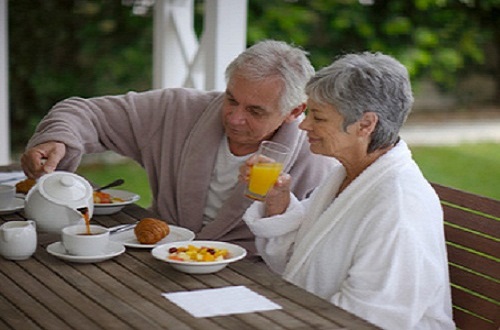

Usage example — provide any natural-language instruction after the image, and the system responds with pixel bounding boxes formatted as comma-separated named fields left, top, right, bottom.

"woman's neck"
left=337, top=145, right=394, bottom=196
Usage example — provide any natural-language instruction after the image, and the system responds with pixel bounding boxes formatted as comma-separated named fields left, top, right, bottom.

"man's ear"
left=358, top=112, right=378, bottom=137
left=284, top=103, right=306, bottom=123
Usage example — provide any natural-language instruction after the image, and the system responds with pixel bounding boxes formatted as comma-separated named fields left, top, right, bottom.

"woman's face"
left=299, top=99, right=360, bottom=159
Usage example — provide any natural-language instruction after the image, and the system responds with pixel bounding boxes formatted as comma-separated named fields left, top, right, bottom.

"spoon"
left=95, top=179, right=125, bottom=192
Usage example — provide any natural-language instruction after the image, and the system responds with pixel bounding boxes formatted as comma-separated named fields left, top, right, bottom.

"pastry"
left=15, top=178, right=36, bottom=194
left=134, top=218, right=170, bottom=244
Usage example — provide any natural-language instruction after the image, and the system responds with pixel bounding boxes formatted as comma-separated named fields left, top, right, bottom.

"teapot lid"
left=38, top=172, right=92, bottom=205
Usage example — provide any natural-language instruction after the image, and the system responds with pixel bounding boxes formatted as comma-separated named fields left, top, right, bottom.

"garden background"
left=7, top=0, right=500, bottom=206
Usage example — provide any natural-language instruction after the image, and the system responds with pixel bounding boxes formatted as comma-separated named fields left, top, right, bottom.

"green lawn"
left=411, top=143, right=500, bottom=200
left=76, top=142, right=500, bottom=209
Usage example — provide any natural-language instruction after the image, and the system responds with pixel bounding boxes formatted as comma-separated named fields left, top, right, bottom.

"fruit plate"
left=151, top=240, right=247, bottom=274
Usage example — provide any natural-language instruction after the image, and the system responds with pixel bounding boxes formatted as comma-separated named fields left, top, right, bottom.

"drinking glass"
left=244, top=141, right=289, bottom=201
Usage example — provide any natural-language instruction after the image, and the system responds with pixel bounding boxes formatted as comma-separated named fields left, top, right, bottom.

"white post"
left=153, top=0, right=200, bottom=89
left=202, top=0, right=247, bottom=91
left=152, top=0, right=247, bottom=91
left=0, top=0, right=9, bottom=165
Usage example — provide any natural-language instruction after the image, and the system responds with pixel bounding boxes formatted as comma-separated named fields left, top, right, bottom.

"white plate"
left=0, top=197, right=24, bottom=215
left=46, top=241, right=125, bottom=263
left=93, top=189, right=140, bottom=215
left=151, top=240, right=247, bottom=274
left=110, top=225, right=195, bottom=248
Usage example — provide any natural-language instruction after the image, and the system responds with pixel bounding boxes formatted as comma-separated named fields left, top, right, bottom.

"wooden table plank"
left=32, top=248, right=140, bottom=329
left=2, top=259, right=100, bottom=330
left=0, top=270, right=70, bottom=329
left=0, top=292, right=40, bottom=330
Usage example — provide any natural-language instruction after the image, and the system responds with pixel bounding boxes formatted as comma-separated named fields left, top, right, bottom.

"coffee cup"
left=61, top=224, right=109, bottom=256
left=0, top=184, right=16, bottom=209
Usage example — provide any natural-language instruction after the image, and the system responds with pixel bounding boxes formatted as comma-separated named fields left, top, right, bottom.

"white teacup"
left=0, top=184, right=15, bottom=209
left=61, top=225, right=109, bottom=256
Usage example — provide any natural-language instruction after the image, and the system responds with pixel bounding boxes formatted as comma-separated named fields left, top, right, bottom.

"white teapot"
left=0, top=220, right=37, bottom=260
left=25, top=171, right=94, bottom=233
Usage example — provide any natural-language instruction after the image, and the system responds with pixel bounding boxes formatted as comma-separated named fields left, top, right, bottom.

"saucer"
left=110, top=225, right=195, bottom=248
left=0, top=197, right=24, bottom=215
left=46, top=241, right=125, bottom=263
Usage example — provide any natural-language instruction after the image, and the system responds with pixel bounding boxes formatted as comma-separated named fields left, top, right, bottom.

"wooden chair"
left=432, top=183, right=500, bottom=330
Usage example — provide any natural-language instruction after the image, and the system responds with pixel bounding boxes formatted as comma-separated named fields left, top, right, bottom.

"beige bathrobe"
left=27, top=88, right=337, bottom=254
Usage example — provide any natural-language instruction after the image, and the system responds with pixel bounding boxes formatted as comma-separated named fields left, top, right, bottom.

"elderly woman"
left=241, top=53, right=455, bottom=329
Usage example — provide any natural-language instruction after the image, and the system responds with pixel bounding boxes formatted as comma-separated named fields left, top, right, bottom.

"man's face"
left=222, top=74, right=289, bottom=154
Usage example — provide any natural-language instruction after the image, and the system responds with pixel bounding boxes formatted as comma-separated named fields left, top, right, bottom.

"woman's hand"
left=239, top=155, right=292, bottom=217
left=264, top=173, right=291, bottom=217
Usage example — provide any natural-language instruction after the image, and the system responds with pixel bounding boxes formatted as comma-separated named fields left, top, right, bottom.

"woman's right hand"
left=239, top=155, right=292, bottom=217
left=21, top=141, right=66, bottom=179
left=264, top=173, right=291, bottom=217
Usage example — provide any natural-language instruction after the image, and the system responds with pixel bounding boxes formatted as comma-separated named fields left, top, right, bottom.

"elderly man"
left=21, top=40, right=337, bottom=254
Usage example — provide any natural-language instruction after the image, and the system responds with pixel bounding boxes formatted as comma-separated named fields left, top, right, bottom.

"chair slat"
left=449, top=264, right=500, bottom=301
left=446, top=243, right=499, bottom=281
left=442, top=205, right=500, bottom=239
left=452, top=308, right=498, bottom=330
left=451, top=286, right=499, bottom=322
left=432, top=183, right=500, bottom=218
left=444, top=226, right=499, bottom=262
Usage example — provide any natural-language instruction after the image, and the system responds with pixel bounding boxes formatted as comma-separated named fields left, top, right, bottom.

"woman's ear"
left=284, top=103, right=307, bottom=123
left=358, top=112, right=378, bottom=137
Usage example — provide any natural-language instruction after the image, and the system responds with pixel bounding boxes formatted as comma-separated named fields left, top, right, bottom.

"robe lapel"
left=196, top=182, right=253, bottom=240
left=176, top=96, right=225, bottom=232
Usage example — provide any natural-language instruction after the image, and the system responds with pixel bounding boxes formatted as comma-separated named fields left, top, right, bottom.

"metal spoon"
left=95, top=179, right=125, bottom=192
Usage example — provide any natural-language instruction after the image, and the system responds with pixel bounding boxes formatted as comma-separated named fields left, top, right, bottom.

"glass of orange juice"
left=245, top=141, right=290, bottom=201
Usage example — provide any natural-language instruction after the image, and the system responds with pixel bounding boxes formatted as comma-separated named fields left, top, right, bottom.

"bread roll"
left=15, top=178, right=36, bottom=194
left=134, top=218, right=170, bottom=244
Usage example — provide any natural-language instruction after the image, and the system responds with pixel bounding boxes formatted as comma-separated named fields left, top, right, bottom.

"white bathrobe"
left=243, top=140, right=455, bottom=330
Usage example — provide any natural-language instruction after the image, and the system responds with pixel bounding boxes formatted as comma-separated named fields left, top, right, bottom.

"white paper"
left=162, top=285, right=282, bottom=318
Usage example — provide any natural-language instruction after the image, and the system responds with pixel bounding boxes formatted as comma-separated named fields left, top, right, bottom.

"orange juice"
left=246, top=163, right=283, bottom=200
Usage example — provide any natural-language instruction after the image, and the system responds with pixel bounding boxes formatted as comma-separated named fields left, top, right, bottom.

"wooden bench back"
left=431, top=183, right=500, bottom=330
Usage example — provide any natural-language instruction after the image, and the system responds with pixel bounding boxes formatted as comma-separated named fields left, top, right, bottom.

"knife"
left=108, top=223, right=136, bottom=234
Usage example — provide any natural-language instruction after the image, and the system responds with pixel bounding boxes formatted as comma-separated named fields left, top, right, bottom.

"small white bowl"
left=93, top=189, right=140, bottom=215
left=151, top=240, right=247, bottom=274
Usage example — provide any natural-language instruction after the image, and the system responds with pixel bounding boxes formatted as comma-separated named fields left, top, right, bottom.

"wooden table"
left=0, top=172, right=378, bottom=329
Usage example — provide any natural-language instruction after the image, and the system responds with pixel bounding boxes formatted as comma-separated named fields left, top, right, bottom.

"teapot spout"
left=77, top=207, right=89, bottom=215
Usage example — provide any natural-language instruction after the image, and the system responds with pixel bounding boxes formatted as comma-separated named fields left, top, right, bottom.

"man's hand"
left=21, top=142, right=66, bottom=179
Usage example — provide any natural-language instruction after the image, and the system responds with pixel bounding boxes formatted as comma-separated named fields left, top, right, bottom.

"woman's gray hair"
left=306, top=52, right=414, bottom=153
left=225, top=40, right=314, bottom=115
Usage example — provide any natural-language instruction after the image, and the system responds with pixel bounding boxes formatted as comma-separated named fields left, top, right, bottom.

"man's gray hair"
left=225, top=40, right=314, bottom=115
left=305, top=52, right=414, bottom=153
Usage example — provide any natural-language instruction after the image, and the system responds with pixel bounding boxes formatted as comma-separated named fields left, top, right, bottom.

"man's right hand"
left=21, top=142, right=66, bottom=179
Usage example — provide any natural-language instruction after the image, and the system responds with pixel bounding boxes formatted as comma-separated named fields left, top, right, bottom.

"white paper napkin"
left=162, top=285, right=282, bottom=318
